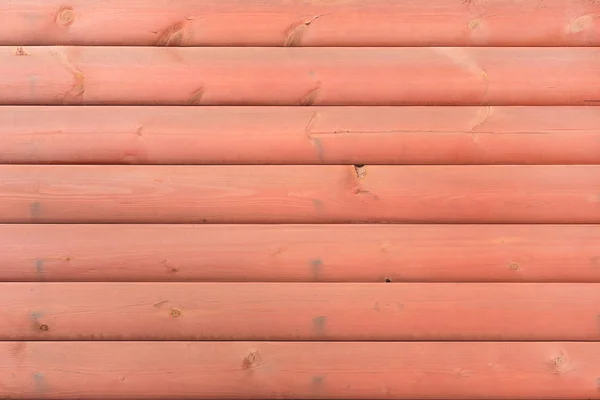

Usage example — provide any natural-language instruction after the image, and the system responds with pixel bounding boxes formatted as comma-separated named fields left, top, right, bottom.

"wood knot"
left=242, top=351, right=262, bottom=369
left=552, top=356, right=564, bottom=369
left=56, top=7, right=75, bottom=26
left=570, top=15, right=593, bottom=34
left=468, top=19, right=480, bottom=30
left=354, top=165, right=366, bottom=179
left=550, top=353, right=571, bottom=373
left=39, top=324, right=49, bottom=332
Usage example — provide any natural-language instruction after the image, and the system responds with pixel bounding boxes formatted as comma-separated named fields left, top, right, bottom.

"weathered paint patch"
left=32, top=372, right=47, bottom=392
left=310, top=259, right=323, bottom=280
left=312, top=316, right=327, bottom=336
left=30, top=202, right=42, bottom=220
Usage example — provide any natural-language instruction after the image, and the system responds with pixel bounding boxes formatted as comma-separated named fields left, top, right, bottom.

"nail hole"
left=170, top=309, right=181, bottom=318
left=39, top=324, right=49, bottom=332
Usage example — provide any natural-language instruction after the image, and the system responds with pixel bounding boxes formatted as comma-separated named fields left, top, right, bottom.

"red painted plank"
left=2, top=106, right=600, bottom=165
left=1, top=47, right=600, bottom=105
left=3, top=283, right=599, bottom=340
left=1, top=0, right=599, bottom=46
left=1, top=342, right=598, bottom=399
left=2, top=224, right=600, bottom=282
left=1, top=165, right=599, bottom=224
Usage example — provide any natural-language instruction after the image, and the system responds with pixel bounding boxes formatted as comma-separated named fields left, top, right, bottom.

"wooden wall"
left=0, top=0, right=599, bottom=398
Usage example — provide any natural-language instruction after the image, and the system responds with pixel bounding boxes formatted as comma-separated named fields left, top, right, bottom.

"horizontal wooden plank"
left=1, top=165, right=600, bottom=224
left=3, top=224, right=600, bottom=282
left=3, top=106, right=600, bottom=164
left=1, top=342, right=598, bottom=399
left=1, top=47, right=600, bottom=106
left=1, top=0, right=599, bottom=46
left=3, top=283, right=600, bottom=340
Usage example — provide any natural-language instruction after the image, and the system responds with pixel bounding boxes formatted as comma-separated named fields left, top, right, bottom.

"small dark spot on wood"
left=170, top=309, right=181, bottom=318
left=312, top=316, right=327, bottom=336
left=39, top=324, right=49, bottom=332
left=384, top=278, right=392, bottom=283
left=162, top=259, right=178, bottom=273
left=65, top=257, right=71, bottom=262
left=201, top=218, right=208, bottom=223
left=15, top=47, right=28, bottom=56
left=119, top=376, right=126, bottom=382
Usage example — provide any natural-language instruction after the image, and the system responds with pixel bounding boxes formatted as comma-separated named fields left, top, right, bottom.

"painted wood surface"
left=1, top=165, right=600, bottom=223
left=2, top=283, right=600, bottom=340
left=2, top=106, right=600, bottom=165
left=2, top=224, right=599, bottom=282
left=2, top=47, right=600, bottom=106
left=1, top=0, right=599, bottom=47
left=1, top=342, right=598, bottom=399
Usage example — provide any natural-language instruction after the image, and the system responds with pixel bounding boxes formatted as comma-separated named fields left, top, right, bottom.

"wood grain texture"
left=2, top=224, right=600, bottom=282
left=3, top=106, right=600, bottom=164
left=1, top=165, right=600, bottom=224
left=1, top=342, right=598, bottom=399
left=3, top=283, right=600, bottom=340
left=1, top=0, right=599, bottom=46
left=2, top=47, right=600, bottom=106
